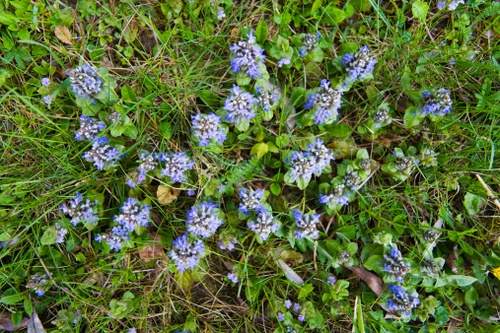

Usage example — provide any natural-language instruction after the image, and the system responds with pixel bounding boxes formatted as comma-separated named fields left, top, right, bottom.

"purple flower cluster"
left=256, top=86, right=278, bottom=112
left=82, top=137, right=122, bottom=170
left=186, top=202, right=224, bottom=238
left=219, top=236, right=238, bottom=250
left=383, top=247, right=411, bottom=283
left=94, top=198, right=150, bottom=251
left=288, top=139, right=334, bottom=182
left=303, top=79, right=344, bottom=125
left=60, top=192, right=99, bottom=226
left=126, top=150, right=158, bottom=188
left=75, top=115, right=106, bottom=141
left=230, top=31, right=266, bottom=79
left=191, top=113, right=227, bottom=146
left=227, top=272, right=238, bottom=283
left=387, top=284, right=420, bottom=316
left=293, top=209, right=320, bottom=239
left=247, top=209, right=279, bottom=241
left=169, top=234, right=205, bottom=273
left=319, top=184, right=349, bottom=208
left=55, top=223, right=68, bottom=244
left=238, top=188, right=264, bottom=214
left=299, top=33, right=321, bottom=57
left=157, top=152, right=195, bottom=183
left=341, top=45, right=377, bottom=82
left=438, top=0, right=464, bottom=10
left=421, top=89, right=452, bottom=116
left=224, top=85, right=257, bottom=125
left=67, top=64, right=102, bottom=99
left=27, top=273, right=51, bottom=297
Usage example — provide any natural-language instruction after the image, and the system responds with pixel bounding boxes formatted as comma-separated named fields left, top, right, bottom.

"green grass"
left=1, top=0, right=500, bottom=332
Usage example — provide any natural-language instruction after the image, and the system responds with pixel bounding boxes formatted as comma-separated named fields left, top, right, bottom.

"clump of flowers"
left=55, top=223, right=68, bottom=243
left=191, top=113, right=227, bottom=146
left=320, top=184, right=350, bottom=209
left=342, top=169, right=361, bottom=191
left=438, top=0, right=464, bottom=10
left=238, top=188, right=265, bottom=214
left=383, top=247, right=411, bottom=283
left=114, top=198, right=151, bottom=233
left=248, top=209, right=279, bottom=241
left=169, top=234, right=205, bottom=273
left=95, top=226, right=130, bottom=251
left=224, top=85, right=257, bottom=125
left=126, top=150, right=158, bottom=188
left=256, top=86, right=278, bottom=112
left=382, top=148, right=418, bottom=181
left=303, top=79, right=344, bottom=125
left=341, top=45, right=377, bottom=82
left=293, top=210, right=320, bottom=239
left=227, top=272, right=238, bottom=283
left=219, top=235, right=238, bottom=250
left=285, top=139, right=334, bottom=189
left=67, top=64, right=102, bottom=99
left=387, top=284, right=420, bottom=316
left=186, top=202, right=224, bottom=238
left=230, top=31, right=266, bottom=79
left=74, top=115, right=106, bottom=141
left=27, top=272, right=51, bottom=296
left=82, top=137, right=122, bottom=170
left=157, top=152, right=195, bottom=183
left=60, top=192, right=99, bottom=227
left=299, top=33, right=321, bottom=56
left=421, top=89, right=452, bottom=116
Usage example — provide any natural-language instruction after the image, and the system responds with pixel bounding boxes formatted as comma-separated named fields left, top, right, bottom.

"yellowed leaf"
left=54, top=26, right=73, bottom=45
left=157, top=185, right=180, bottom=204
left=138, top=245, right=166, bottom=263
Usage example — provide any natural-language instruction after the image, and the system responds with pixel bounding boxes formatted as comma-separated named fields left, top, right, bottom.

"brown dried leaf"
left=0, top=312, right=29, bottom=331
left=157, top=185, right=180, bottom=205
left=347, top=266, right=385, bottom=297
left=54, top=26, right=73, bottom=45
left=138, top=244, right=166, bottom=263
left=446, top=246, right=458, bottom=274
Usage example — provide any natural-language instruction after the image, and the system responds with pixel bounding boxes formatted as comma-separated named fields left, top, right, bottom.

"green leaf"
left=0, top=293, right=24, bottom=305
left=298, top=283, right=314, bottom=299
left=412, top=1, right=429, bottom=21
left=270, top=183, right=281, bottom=196
left=296, top=176, right=310, bottom=190
left=199, top=90, right=219, bottom=106
left=255, top=21, right=268, bottom=45
left=465, top=287, right=478, bottom=308
left=323, top=6, right=348, bottom=24
left=326, top=123, right=352, bottom=138
left=121, top=84, right=137, bottom=102
left=159, top=121, right=172, bottom=139
left=266, top=141, right=279, bottom=153
left=250, top=142, right=269, bottom=159
left=363, top=255, right=382, bottom=272
left=403, top=106, right=423, bottom=128
left=40, top=227, right=58, bottom=245
left=444, top=275, right=477, bottom=287
left=464, top=192, right=485, bottom=217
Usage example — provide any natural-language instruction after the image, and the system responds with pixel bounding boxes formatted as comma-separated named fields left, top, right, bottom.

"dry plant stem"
left=475, top=174, right=500, bottom=211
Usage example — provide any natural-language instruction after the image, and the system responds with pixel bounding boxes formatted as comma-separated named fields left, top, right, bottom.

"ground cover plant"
left=1, top=0, right=500, bottom=332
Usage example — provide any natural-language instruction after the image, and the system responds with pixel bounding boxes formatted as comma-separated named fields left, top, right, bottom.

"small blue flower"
left=277, top=312, right=285, bottom=322
left=191, top=113, right=227, bottom=146
left=293, top=303, right=301, bottom=312
left=306, top=139, right=335, bottom=175
left=60, top=192, right=99, bottom=226
left=224, top=85, right=257, bottom=125
left=55, top=223, right=68, bottom=244
left=293, top=210, right=320, bottom=239
left=298, top=33, right=321, bottom=57
left=227, top=272, right=238, bottom=283
left=75, top=115, right=106, bottom=141
left=421, top=89, right=452, bottom=116
left=297, top=314, right=305, bottom=322
left=287, top=151, right=315, bottom=183
left=303, top=79, right=343, bottom=125
left=67, top=64, right=103, bottom=98
left=230, top=31, right=266, bottom=79
left=327, top=275, right=337, bottom=285
left=256, top=86, right=278, bottom=112
left=277, top=58, right=291, bottom=67
left=383, top=247, right=411, bottom=283
left=94, top=227, right=130, bottom=252
left=82, top=136, right=121, bottom=170
left=114, top=198, right=151, bottom=233
left=387, top=284, right=420, bottom=316
left=186, top=202, right=224, bottom=238
left=157, top=152, right=195, bottom=183
left=41, top=77, right=50, bottom=86
left=341, top=45, right=377, bottom=82
left=247, top=209, right=279, bottom=241
left=169, top=234, right=205, bottom=273
left=285, top=300, right=292, bottom=309
left=126, top=150, right=158, bottom=188
left=216, top=7, right=226, bottom=19
left=319, top=184, right=350, bottom=208
left=219, top=236, right=237, bottom=250
left=43, top=95, right=52, bottom=105
left=238, top=188, right=265, bottom=214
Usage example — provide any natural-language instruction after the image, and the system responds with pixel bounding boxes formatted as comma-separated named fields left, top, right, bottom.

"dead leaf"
left=446, top=246, right=458, bottom=274
left=157, top=185, right=180, bottom=205
left=0, top=312, right=29, bottom=331
left=138, top=244, right=166, bottom=263
left=347, top=266, right=385, bottom=297
left=27, top=310, right=46, bottom=333
left=54, top=26, right=73, bottom=45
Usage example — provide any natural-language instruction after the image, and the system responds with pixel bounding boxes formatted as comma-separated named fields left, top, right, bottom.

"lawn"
left=1, top=0, right=500, bottom=332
